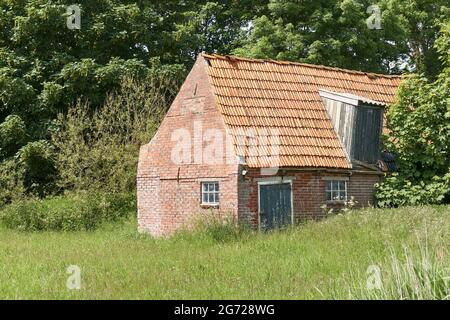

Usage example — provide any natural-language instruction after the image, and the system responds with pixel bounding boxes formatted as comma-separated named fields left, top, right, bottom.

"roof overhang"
left=318, top=89, right=387, bottom=107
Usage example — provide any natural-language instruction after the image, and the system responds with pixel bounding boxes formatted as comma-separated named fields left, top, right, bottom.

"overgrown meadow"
left=0, top=204, right=449, bottom=299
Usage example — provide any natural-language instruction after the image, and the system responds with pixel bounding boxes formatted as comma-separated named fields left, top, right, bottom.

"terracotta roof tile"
left=204, top=54, right=401, bottom=169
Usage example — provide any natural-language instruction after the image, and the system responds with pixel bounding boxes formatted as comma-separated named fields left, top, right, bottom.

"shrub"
left=0, top=192, right=135, bottom=231
left=376, top=24, right=450, bottom=207
left=375, top=173, right=450, bottom=208
left=52, top=73, right=180, bottom=193
left=0, top=159, right=25, bottom=207
left=0, top=115, right=27, bottom=159
left=16, top=140, right=58, bottom=197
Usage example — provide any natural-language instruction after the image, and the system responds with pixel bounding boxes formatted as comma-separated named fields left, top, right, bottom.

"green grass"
left=0, top=205, right=449, bottom=299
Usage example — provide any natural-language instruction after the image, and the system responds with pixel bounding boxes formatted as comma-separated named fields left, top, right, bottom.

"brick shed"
left=137, top=53, right=401, bottom=237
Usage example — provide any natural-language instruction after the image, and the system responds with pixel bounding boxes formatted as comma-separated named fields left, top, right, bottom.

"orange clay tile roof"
left=204, top=54, right=402, bottom=169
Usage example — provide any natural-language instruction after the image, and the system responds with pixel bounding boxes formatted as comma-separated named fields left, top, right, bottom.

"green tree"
left=0, top=0, right=267, bottom=137
left=234, top=0, right=449, bottom=76
left=376, top=21, right=450, bottom=207
left=394, top=0, right=450, bottom=78
left=234, top=0, right=409, bottom=73
left=387, top=20, right=449, bottom=180
left=0, top=115, right=27, bottom=159
left=0, top=0, right=188, bottom=136
left=171, top=1, right=268, bottom=62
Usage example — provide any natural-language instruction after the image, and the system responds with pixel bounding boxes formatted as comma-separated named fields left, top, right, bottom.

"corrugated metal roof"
left=204, top=54, right=401, bottom=169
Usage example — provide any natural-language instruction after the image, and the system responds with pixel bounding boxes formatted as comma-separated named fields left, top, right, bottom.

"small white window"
left=326, top=180, right=347, bottom=201
left=201, top=182, right=219, bottom=205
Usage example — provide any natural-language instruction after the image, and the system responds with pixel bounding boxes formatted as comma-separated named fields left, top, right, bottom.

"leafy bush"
left=377, top=23, right=450, bottom=207
left=0, top=115, right=27, bottom=159
left=52, top=73, right=180, bottom=193
left=375, top=173, right=450, bottom=208
left=0, top=192, right=135, bottom=231
left=16, top=140, right=57, bottom=197
left=0, top=159, right=25, bottom=207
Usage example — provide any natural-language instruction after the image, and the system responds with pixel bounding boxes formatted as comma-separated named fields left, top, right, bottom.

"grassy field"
left=0, top=205, right=449, bottom=299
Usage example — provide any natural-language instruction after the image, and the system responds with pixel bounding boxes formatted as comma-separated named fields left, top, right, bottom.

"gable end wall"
left=137, top=56, right=239, bottom=237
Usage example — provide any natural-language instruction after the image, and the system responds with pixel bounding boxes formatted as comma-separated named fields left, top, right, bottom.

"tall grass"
left=345, top=244, right=449, bottom=300
left=177, top=211, right=255, bottom=244
left=0, top=204, right=448, bottom=299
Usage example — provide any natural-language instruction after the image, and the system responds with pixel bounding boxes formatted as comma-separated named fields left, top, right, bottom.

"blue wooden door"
left=259, top=183, right=292, bottom=230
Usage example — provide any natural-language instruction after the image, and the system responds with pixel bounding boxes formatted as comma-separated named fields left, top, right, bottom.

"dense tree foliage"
left=0, top=0, right=448, bottom=204
left=234, top=0, right=407, bottom=73
left=0, top=0, right=265, bottom=132
left=376, top=21, right=450, bottom=207
left=0, top=1, right=182, bottom=133
left=235, top=0, right=449, bottom=76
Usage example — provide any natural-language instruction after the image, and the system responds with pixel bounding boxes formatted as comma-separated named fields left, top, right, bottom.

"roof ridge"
left=202, top=53, right=403, bottom=79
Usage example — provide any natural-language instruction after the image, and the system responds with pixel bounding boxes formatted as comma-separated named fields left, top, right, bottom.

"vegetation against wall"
left=376, top=21, right=450, bottom=207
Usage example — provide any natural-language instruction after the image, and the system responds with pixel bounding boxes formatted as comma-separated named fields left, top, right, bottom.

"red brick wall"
left=137, top=55, right=239, bottom=237
left=238, top=169, right=382, bottom=228
left=348, top=173, right=382, bottom=207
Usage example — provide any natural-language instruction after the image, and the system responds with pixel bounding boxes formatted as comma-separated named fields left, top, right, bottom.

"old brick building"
left=137, top=54, right=401, bottom=237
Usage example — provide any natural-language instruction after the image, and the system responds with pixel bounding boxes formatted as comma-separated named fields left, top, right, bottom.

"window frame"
left=201, top=181, right=220, bottom=206
left=325, top=179, right=348, bottom=202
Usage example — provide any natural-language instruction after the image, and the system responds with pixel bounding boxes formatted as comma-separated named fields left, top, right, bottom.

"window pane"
left=325, top=180, right=348, bottom=201
left=201, top=182, right=220, bottom=204
left=333, top=191, right=340, bottom=201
